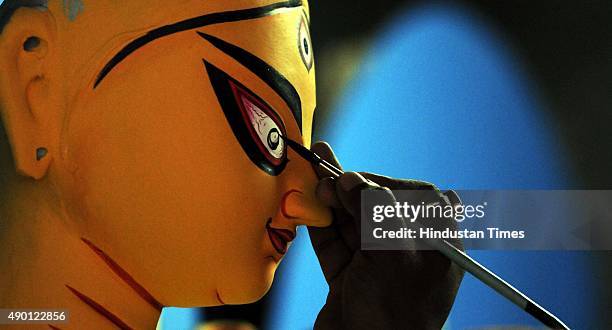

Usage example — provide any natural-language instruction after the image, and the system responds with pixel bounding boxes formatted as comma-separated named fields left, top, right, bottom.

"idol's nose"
left=277, top=146, right=332, bottom=228
left=281, top=189, right=330, bottom=227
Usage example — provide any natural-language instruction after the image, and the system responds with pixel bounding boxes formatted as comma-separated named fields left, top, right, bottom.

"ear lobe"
left=0, top=7, right=56, bottom=180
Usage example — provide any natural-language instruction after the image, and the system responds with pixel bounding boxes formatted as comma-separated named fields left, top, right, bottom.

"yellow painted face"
left=53, top=0, right=330, bottom=306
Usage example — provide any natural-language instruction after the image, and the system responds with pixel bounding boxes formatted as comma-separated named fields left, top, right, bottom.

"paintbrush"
left=283, top=138, right=344, bottom=177
left=283, top=136, right=570, bottom=330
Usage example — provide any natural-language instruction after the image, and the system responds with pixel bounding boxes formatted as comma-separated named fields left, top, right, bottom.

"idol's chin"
left=174, top=279, right=274, bottom=308
left=214, top=262, right=278, bottom=305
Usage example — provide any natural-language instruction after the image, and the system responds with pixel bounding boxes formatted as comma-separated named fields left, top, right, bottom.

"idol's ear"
left=0, top=7, right=57, bottom=180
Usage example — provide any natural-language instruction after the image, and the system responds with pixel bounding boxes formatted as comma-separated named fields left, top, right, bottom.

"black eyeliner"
left=197, top=32, right=303, bottom=132
left=205, top=61, right=288, bottom=176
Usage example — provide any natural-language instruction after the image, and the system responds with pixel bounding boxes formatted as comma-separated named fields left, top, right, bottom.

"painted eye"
left=229, top=80, right=287, bottom=165
left=237, top=90, right=285, bottom=160
left=298, top=16, right=313, bottom=71
left=205, top=61, right=288, bottom=175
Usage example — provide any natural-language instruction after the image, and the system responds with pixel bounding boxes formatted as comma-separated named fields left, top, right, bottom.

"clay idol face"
left=60, top=0, right=330, bottom=307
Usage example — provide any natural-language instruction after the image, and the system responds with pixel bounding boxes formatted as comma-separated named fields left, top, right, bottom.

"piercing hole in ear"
left=36, top=147, right=48, bottom=161
left=23, top=37, right=41, bottom=51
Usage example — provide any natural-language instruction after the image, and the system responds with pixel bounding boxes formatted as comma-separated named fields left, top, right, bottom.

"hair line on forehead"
left=93, top=0, right=303, bottom=88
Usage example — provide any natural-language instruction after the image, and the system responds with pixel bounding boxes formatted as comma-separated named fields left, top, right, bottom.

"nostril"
left=280, top=189, right=304, bottom=219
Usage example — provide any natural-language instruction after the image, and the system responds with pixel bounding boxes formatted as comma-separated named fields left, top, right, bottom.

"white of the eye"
left=240, top=96, right=285, bottom=159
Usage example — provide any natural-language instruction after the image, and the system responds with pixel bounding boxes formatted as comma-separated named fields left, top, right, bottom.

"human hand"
left=308, top=142, right=464, bottom=330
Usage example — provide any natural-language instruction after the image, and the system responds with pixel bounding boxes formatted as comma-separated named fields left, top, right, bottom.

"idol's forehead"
left=55, top=0, right=309, bottom=69
left=56, top=0, right=315, bottom=144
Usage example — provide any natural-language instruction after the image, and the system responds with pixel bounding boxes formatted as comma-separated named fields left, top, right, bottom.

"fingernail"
left=338, top=172, right=369, bottom=192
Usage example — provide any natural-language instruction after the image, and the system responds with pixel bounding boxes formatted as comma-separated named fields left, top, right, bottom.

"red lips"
left=266, top=218, right=296, bottom=255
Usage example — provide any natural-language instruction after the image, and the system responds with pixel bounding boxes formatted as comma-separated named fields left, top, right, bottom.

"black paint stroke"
left=94, top=0, right=302, bottom=88
left=204, top=60, right=288, bottom=176
left=197, top=32, right=303, bottom=132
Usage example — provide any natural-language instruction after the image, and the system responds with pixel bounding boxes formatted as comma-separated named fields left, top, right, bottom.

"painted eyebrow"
left=93, top=0, right=303, bottom=88
left=197, top=32, right=302, bottom=132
